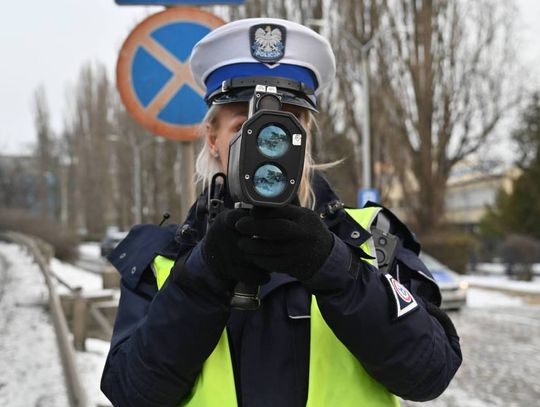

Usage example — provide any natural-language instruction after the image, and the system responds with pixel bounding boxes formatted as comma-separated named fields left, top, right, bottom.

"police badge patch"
left=250, top=24, right=286, bottom=63
left=383, top=273, right=418, bottom=319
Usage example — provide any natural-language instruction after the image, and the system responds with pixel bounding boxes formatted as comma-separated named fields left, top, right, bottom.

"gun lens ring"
left=253, top=164, right=287, bottom=198
left=256, top=125, right=290, bottom=158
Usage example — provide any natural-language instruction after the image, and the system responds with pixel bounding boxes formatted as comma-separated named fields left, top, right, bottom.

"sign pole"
left=179, top=141, right=196, bottom=219
left=116, top=8, right=226, bottom=223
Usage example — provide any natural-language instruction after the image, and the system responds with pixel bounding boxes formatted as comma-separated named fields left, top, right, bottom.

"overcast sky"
left=1, top=1, right=539, bottom=156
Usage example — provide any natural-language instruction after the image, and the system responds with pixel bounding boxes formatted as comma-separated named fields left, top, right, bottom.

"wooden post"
left=72, top=295, right=88, bottom=351
left=102, top=266, right=120, bottom=289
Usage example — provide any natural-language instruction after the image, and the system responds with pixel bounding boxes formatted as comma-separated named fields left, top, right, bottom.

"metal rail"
left=0, top=248, right=9, bottom=303
left=0, top=231, right=88, bottom=407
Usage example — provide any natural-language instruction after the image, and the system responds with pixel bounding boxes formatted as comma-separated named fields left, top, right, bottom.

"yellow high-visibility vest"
left=153, top=207, right=399, bottom=406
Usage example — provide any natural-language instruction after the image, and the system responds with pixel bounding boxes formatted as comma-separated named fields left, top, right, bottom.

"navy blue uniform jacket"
left=101, top=175, right=462, bottom=406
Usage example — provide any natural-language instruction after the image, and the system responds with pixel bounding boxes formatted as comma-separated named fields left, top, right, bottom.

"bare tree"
left=63, top=63, right=114, bottom=236
left=32, top=86, right=56, bottom=217
left=317, top=0, right=386, bottom=204
left=228, top=0, right=521, bottom=226
left=49, top=1, right=517, bottom=237
left=0, top=156, right=35, bottom=209
left=374, top=0, right=519, bottom=232
left=109, top=97, right=185, bottom=227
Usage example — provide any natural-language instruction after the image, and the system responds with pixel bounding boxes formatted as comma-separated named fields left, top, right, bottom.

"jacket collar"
left=312, top=172, right=372, bottom=259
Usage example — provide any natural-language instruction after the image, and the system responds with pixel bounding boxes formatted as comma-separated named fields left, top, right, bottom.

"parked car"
left=420, top=252, right=468, bottom=311
left=100, top=228, right=128, bottom=258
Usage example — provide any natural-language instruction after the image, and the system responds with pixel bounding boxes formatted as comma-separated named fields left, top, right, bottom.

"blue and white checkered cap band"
left=190, top=17, right=336, bottom=97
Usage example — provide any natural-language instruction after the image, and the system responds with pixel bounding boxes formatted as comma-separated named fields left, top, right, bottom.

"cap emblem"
left=250, top=24, right=286, bottom=63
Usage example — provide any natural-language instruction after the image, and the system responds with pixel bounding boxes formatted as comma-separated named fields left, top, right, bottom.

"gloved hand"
left=234, top=205, right=334, bottom=281
left=203, top=208, right=271, bottom=286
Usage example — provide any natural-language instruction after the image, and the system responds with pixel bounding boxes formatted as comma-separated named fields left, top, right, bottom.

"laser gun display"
left=227, top=84, right=307, bottom=207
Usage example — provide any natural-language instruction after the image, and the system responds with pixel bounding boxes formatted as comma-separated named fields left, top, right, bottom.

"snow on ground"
left=0, top=243, right=69, bottom=407
left=75, top=242, right=109, bottom=274
left=465, top=274, right=540, bottom=294
left=50, top=257, right=103, bottom=294
left=76, top=338, right=111, bottom=407
left=475, top=262, right=540, bottom=275
left=78, top=242, right=102, bottom=259
left=49, top=258, right=116, bottom=406
left=405, top=287, right=540, bottom=407
left=0, top=241, right=115, bottom=406
left=466, top=287, right=524, bottom=308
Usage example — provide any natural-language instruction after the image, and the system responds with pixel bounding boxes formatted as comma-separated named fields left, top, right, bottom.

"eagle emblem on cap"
left=250, top=24, right=286, bottom=63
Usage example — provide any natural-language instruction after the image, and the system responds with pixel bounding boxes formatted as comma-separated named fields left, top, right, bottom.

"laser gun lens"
left=257, top=125, right=290, bottom=158
left=253, top=164, right=287, bottom=198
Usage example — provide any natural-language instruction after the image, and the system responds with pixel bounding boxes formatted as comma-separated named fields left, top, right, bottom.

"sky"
left=1, top=0, right=540, bottom=156
left=0, top=0, right=161, bottom=154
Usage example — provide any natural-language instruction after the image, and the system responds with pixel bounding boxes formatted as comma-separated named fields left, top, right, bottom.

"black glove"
left=203, top=208, right=271, bottom=286
left=234, top=205, right=334, bottom=281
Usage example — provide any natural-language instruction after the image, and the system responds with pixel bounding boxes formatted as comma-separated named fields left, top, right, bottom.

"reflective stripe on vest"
left=153, top=207, right=399, bottom=406
left=154, top=255, right=238, bottom=406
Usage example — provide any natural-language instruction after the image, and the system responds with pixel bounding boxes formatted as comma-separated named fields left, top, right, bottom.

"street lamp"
left=107, top=134, right=163, bottom=224
left=359, top=41, right=373, bottom=190
left=347, top=28, right=409, bottom=190
left=308, top=18, right=376, bottom=190
left=307, top=19, right=410, bottom=206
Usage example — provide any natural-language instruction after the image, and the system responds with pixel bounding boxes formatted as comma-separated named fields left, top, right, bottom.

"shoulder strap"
left=344, top=207, right=382, bottom=268
left=364, top=202, right=421, bottom=254
left=153, top=255, right=175, bottom=290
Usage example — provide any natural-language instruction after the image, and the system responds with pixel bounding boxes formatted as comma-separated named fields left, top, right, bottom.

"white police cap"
left=190, top=17, right=336, bottom=106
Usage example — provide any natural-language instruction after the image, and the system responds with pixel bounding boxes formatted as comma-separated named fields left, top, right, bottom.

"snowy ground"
left=76, top=338, right=111, bottom=407
left=466, top=287, right=524, bottom=308
left=465, top=275, right=540, bottom=295
left=475, top=262, right=540, bottom=276
left=78, top=242, right=101, bottom=259
left=0, top=243, right=69, bottom=407
left=75, top=242, right=108, bottom=274
left=51, top=257, right=103, bottom=294
left=404, top=288, right=540, bottom=407
left=0, top=242, right=113, bottom=407
left=50, top=256, right=114, bottom=407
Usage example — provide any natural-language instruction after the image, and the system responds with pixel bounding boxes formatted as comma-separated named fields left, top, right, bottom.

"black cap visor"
left=205, top=76, right=318, bottom=112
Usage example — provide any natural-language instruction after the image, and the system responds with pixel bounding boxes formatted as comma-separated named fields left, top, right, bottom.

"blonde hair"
left=195, top=104, right=337, bottom=209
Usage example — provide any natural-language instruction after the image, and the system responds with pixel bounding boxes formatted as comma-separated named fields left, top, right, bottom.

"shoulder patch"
left=383, top=273, right=418, bottom=318
left=396, top=245, right=442, bottom=306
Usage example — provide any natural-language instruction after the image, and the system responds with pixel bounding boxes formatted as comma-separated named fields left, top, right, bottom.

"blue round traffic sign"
left=117, top=8, right=225, bottom=140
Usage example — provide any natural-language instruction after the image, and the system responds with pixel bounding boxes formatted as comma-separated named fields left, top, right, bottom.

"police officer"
left=101, top=18, right=462, bottom=406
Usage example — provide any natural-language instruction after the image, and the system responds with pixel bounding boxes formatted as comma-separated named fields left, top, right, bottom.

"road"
left=404, top=289, right=540, bottom=407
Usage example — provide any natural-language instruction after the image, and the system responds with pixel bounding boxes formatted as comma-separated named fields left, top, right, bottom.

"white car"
left=420, top=253, right=468, bottom=311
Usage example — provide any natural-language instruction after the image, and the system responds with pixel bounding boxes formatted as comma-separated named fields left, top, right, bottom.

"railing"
left=0, top=231, right=88, bottom=407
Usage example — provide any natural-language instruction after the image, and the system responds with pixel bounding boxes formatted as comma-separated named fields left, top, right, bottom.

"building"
left=444, top=164, right=520, bottom=233
left=384, top=161, right=520, bottom=232
left=0, top=154, right=60, bottom=218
